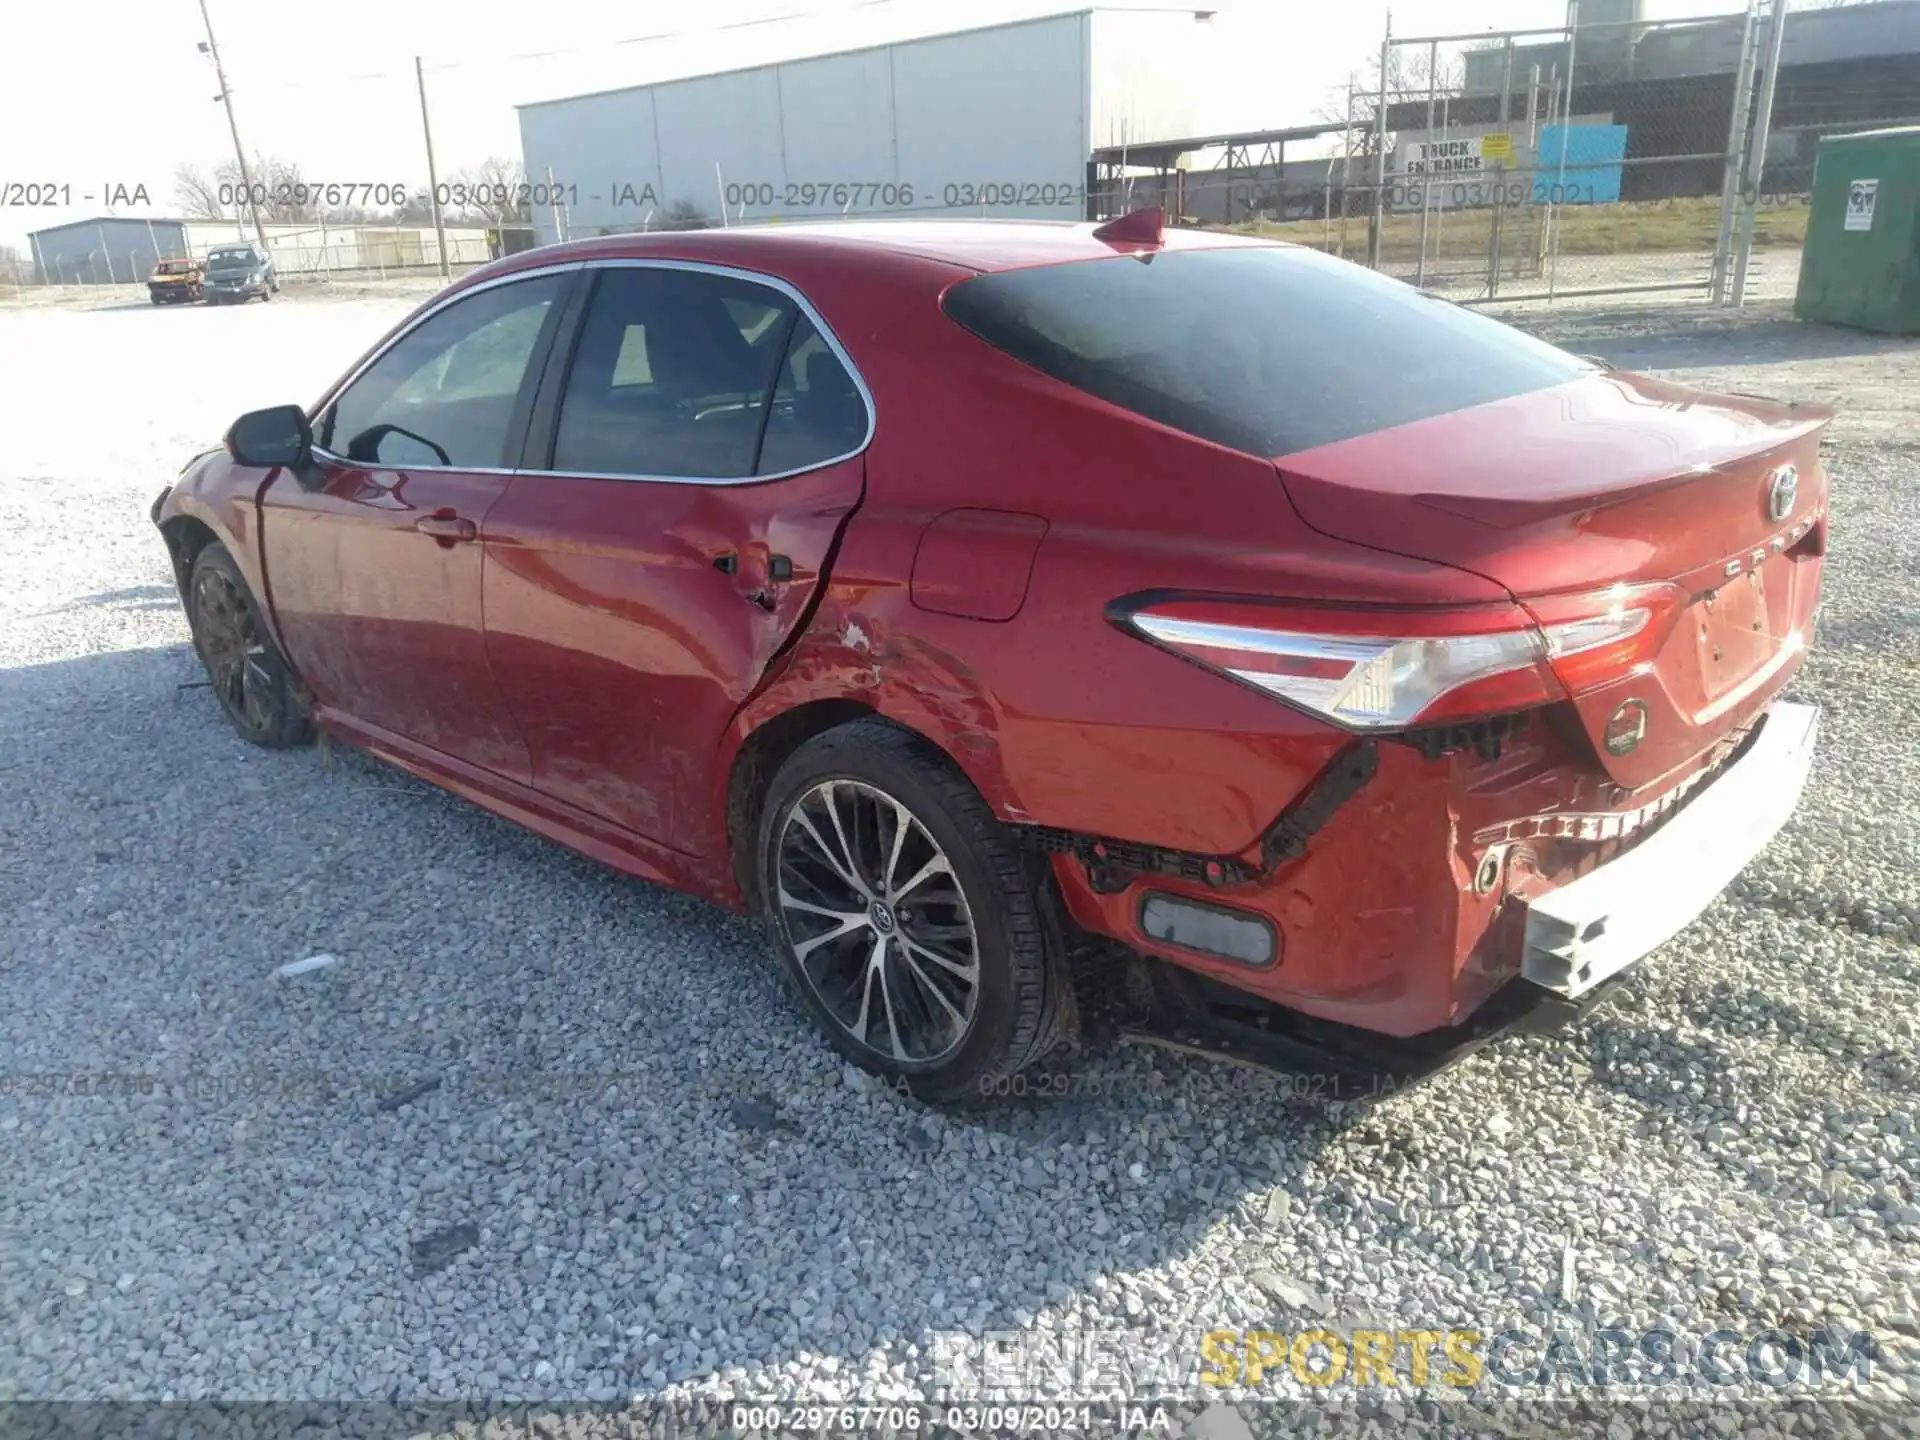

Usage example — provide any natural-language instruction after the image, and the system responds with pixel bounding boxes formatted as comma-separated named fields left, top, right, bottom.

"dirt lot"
left=1, top=282, right=1916, bottom=1433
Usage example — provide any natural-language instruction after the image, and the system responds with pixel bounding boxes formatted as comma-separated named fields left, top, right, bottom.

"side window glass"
left=551, top=268, right=793, bottom=479
left=757, top=316, right=869, bottom=475
left=320, top=274, right=564, bottom=469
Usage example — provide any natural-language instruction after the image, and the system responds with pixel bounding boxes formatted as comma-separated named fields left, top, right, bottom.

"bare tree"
left=173, top=164, right=227, bottom=219
left=448, top=156, right=532, bottom=226
left=390, top=190, right=438, bottom=226
left=226, top=155, right=318, bottom=223
left=1316, top=42, right=1462, bottom=166
left=660, top=198, right=711, bottom=231
left=175, top=155, right=322, bottom=224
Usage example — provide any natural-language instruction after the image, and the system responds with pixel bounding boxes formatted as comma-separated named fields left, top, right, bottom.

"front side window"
left=320, top=273, right=564, bottom=469
left=941, top=245, right=1592, bottom=458
left=551, top=267, right=840, bottom=480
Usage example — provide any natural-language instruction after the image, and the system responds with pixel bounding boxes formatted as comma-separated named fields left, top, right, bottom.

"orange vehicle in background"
left=148, top=257, right=204, bottom=305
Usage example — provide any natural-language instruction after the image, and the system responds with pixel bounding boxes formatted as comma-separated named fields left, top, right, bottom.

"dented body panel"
left=483, top=456, right=864, bottom=855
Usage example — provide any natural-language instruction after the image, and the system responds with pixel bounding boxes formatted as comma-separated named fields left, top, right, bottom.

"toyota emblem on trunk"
left=1604, top=700, right=1649, bottom=756
left=1767, top=464, right=1798, bottom=522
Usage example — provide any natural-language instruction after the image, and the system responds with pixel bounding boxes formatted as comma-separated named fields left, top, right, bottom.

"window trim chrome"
left=309, top=256, right=877, bottom=486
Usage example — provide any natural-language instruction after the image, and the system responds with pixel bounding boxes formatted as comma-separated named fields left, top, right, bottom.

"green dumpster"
left=1794, top=124, right=1920, bottom=333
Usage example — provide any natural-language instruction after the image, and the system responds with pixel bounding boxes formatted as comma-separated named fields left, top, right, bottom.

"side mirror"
left=225, top=404, right=312, bottom=470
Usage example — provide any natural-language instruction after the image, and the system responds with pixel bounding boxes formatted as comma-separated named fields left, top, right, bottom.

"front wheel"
left=755, top=719, right=1067, bottom=1104
left=185, top=543, right=313, bottom=748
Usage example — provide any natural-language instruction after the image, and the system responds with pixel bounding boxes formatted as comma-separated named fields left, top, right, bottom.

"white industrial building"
left=516, top=9, right=1213, bottom=241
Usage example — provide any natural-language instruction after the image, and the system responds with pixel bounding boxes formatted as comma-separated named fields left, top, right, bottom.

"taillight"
left=1524, top=582, right=1684, bottom=697
left=1116, top=585, right=1680, bottom=731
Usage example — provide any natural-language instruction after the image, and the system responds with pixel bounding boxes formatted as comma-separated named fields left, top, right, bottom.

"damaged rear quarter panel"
left=722, top=507, right=1355, bottom=862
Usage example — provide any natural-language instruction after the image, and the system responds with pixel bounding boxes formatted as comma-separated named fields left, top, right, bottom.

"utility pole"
left=196, top=0, right=270, bottom=255
left=416, top=57, right=451, bottom=279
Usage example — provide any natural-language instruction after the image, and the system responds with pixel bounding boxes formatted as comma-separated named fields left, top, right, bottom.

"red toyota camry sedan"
left=153, top=214, right=1827, bottom=1101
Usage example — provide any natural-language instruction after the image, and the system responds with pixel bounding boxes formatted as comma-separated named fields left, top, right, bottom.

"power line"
left=203, top=1, right=906, bottom=95
left=244, top=0, right=1185, bottom=88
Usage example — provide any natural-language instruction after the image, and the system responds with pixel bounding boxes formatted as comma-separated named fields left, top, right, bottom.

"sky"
left=0, top=0, right=1743, bottom=253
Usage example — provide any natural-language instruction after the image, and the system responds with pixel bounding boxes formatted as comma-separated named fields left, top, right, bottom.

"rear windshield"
left=940, top=245, right=1592, bottom=457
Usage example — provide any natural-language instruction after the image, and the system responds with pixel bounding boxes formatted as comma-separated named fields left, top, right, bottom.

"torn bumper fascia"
left=1521, top=699, right=1820, bottom=998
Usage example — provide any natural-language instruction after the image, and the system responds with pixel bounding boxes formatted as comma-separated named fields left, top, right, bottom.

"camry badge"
left=1767, top=464, right=1798, bottom=523
left=1604, top=700, right=1649, bottom=756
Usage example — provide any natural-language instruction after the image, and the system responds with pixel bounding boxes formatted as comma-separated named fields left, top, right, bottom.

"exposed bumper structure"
left=1522, top=700, right=1820, bottom=998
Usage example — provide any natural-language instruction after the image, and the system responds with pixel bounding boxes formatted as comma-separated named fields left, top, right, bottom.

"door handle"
left=415, top=509, right=476, bottom=543
left=721, top=551, right=792, bottom=609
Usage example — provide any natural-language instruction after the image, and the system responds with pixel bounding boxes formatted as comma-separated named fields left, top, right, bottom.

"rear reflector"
left=1140, top=893, right=1277, bottom=967
left=1118, top=587, right=1681, bottom=731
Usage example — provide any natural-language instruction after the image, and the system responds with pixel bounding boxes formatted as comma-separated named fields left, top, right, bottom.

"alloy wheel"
left=774, top=779, right=981, bottom=1065
left=191, top=566, right=276, bottom=735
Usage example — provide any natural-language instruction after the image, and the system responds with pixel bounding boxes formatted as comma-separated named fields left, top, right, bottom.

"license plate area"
left=1694, top=568, right=1776, bottom=700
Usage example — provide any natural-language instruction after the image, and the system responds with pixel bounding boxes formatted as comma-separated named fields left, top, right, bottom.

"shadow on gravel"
left=1575, top=319, right=1918, bottom=374
left=28, top=582, right=181, bottom=618
left=1498, top=297, right=1920, bottom=371
left=0, top=642, right=1390, bottom=1400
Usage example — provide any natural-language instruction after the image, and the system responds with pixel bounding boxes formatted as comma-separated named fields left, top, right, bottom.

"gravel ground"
left=1, top=291, right=1918, bottom=1437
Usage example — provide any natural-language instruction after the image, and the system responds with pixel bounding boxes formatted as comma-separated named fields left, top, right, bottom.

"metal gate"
left=1357, top=0, right=1788, bottom=305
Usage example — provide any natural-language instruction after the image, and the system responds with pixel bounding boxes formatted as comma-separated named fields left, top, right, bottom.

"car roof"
left=486, top=217, right=1285, bottom=279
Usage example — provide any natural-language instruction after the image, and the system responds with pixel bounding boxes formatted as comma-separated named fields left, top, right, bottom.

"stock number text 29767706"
left=715, top=180, right=1085, bottom=212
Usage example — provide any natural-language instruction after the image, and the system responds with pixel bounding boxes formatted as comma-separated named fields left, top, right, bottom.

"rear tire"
left=185, top=543, right=313, bottom=749
left=754, top=718, right=1067, bottom=1104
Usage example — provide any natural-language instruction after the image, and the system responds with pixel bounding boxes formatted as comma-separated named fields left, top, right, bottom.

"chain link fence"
left=1357, top=3, right=1778, bottom=305
left=1096, top=0, right=1920, bottom=311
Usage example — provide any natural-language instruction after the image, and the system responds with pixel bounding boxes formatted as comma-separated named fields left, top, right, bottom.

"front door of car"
left=481, top=263, right=869, bottom=852
left=260, top=271, right=570, bottom=781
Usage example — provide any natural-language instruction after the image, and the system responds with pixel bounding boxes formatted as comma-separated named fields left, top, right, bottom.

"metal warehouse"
left=26, top=216, right=513, bottom=285
left=25, top=217, right=203, bottom=287
left=515, top=9, right=1213, bottom=241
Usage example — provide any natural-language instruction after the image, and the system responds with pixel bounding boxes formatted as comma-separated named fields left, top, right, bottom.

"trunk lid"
left=1276, top=371, right=1832, bottom=788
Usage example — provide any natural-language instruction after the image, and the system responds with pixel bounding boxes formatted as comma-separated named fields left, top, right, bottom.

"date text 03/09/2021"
left=471, top=180, right=1089, bottom=212
left=729, top=1403, right=1176, bottom=1434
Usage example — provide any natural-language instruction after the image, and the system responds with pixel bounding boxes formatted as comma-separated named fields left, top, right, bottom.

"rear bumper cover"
left=1522, top=699, right=1819, bottom=998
